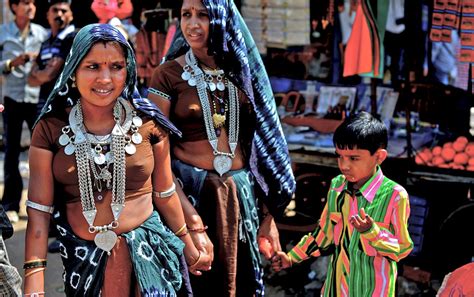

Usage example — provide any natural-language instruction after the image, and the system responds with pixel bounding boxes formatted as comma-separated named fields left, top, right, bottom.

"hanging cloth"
left=343, top=0, right=389, bottom=78
left=136, top=28, right=166, bottom=85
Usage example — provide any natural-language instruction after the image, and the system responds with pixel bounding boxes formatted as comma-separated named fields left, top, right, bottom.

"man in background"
left=0, top=0, right=47, bottom=223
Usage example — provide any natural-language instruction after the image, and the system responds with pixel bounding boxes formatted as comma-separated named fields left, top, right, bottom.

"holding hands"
left=349, top=208, right=373, bottom=233
left=271, top=251, right=292, bottom=272
left=187, top=227, right=214, bottom=276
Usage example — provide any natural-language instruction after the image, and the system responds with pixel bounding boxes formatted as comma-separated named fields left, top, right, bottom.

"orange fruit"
left=466, top=143, right=474, bottom=157
left=431, top=146, right=442, bottom=156
left=438, top=163, right=450, bottom=168
left=441, top=147, right=456, bottom=162
left=443, top=142, right=453, bottom=149
left=467, top=165, right=474, bottom=171
left=432, top=156, right=445, bottom=166
left=449, top=162, right=465, bottom=170
left=453, top=152, right=469, bottom=165
left=456, top=136, right=469, bottom=144
left=453, top=140, right=467, bottom=152
left=469, top=157, right=474, bottom=166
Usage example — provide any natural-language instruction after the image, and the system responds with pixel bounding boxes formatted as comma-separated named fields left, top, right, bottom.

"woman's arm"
left=24, top=147, right=55, bottom=294
left=257, top=203, right=281, bottom=259
left=151, top=136, right=211, bottom=275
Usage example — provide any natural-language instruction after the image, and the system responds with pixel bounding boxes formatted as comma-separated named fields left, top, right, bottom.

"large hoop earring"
left=58, top=83, right=69, bottom=96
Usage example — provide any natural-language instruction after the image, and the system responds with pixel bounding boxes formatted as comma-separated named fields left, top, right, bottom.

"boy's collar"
left=343, top=166, right=384, bottom=203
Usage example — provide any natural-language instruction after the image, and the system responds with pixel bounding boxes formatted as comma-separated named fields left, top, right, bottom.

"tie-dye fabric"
left=35, top=23, right=181, bottom=137
left=165, top=0, right=296, bottom=215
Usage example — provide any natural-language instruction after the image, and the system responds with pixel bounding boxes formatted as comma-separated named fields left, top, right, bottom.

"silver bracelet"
left=25, top=200, right=54, bottom=214
left=153, top=182, right=176, bottom=199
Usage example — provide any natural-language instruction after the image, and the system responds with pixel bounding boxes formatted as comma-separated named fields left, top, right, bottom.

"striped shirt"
left=288, top=168, right=413, bottom=297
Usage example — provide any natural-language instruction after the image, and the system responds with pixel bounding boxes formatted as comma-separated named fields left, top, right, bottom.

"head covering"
left=37, top=23, right=180, bottom=136
left=166, top=0, right=295, bottom=215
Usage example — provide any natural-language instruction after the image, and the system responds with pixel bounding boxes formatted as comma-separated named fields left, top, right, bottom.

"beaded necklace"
left=181, top=49, right=240, bottom=176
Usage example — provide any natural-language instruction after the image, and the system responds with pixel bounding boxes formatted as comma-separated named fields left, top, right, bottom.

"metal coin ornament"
left=132, top=116, right=143, bottom=127
left=94, top=153, right=106, bottom=165
left=94, top=230, right=118, bottom=254
left=181, top=70, right=191, bottom=81
left=59, top=133, right=70, bottom=146
left=208, top=82, right=217, bottom=92
left=125, top=143, right=136, bottom=155
left=188, top=78, right=197, bottom=87
left=217, top=81, right=225, bottom=91
left=213, top=155, right=232, bottom=176
left=132, top=132, right=142, bottom=144
left=64, top=143, right=75, bottom=155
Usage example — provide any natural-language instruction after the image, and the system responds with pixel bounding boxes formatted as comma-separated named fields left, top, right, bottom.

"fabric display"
left=343, top=0, right=390, bottom=78
left=430, top=0, right=474, bottom=63
left=91, top=0, right=133, bottom=24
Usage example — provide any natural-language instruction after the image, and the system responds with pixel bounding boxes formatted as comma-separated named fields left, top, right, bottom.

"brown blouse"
left=30, top=110, right=165, bottom=204
left=149, top=59, right=256, bottom=146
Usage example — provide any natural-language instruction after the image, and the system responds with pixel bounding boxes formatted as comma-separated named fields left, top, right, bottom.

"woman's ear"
left=375, top=149, right=388, bottom=165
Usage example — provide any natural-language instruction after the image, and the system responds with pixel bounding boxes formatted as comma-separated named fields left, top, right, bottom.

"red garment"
left=437, top=263, right=474, bottom=297
left=91, top=0, right=133, bottom=23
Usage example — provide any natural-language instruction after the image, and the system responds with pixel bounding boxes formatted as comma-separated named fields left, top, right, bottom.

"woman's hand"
left=257, top=213, right=281, bottom=260
left=185, top=243, right=213, bottom=276
left=189, top=229, right=214, bottom=266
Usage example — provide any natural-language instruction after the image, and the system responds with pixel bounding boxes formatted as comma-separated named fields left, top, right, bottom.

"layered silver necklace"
left=181, top=49, right=240, bottom=176
left=59, top=98, right=143, bottom=253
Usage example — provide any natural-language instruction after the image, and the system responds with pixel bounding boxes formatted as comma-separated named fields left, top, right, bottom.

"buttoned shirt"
left=288, top=168, right=413, bottom=297
left=0, top=21, right=47, bottom=103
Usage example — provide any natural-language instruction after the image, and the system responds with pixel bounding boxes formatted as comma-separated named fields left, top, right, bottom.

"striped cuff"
left=148, top=87, right=171, bottom=100
left=288, top=246, right=309, bottom=264
left=360, top=223, right=381, bottom=241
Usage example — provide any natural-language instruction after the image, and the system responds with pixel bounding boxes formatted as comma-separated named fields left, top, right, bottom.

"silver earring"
left=58, top=83, right=69, bottom=96
left=71, top=76, right=76, bottom=88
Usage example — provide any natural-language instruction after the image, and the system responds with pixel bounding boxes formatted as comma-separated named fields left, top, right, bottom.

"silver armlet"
left=25, top=200, right=54, bottom=214
left=153, top=182, right=176, bottom=199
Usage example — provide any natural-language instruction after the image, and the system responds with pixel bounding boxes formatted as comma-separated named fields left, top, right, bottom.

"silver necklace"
left=59, top=98, right=143, bottom=254
left=183, top=49, right=240, bottom=176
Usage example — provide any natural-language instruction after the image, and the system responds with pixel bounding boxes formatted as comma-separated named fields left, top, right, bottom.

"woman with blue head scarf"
left=24, top=23, right=198, bottom=296
left=148, top=0, right=296, bottom=296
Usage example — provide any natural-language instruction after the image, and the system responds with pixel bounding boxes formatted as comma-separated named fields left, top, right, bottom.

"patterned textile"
left=36, top=23, right=181, bottom=137
left=54, top=210, right=185, bottom=296
left=164, top=0, right=296, bottom=216
left=172, top=159, right=264, bottom=297
left=288, top=167, right=413, bottom=296
left=0, top=235, right=22, bottom=297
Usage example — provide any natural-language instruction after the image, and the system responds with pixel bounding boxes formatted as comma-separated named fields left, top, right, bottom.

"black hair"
left=333, top=111, right=388, bottom=155
left=9, top=0, right=21, bottom=14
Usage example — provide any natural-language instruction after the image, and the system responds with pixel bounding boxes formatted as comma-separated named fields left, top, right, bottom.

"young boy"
left=272, top=111, right=413, bottom=296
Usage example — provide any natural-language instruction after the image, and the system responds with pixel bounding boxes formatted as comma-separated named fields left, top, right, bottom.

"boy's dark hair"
left=9, top=0, right=20, bottom=14
left=333, top=111, right=388, bottom=155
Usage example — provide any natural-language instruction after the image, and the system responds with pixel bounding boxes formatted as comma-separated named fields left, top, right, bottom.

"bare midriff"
left=66, top=193, right=154, bottom=240
left=173, top=131, right=246, bottom=171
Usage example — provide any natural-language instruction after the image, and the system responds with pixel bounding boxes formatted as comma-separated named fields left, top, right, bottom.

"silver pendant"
left=105, top=151, right=112, bottom=162
left=94, top=153, right=106, bottom=165
left=217, top=81, right=225, bottom=91
left=64, top=143, right=75, bottom=155
left=125, top=143, right=136, bottom=155
left=208, top=82, right=216, bottom=92
left=132, top=116, right=143, bottom=127
left=181, top=71, right=191, bottom=81
left=132, top=132, right=142, bottom=144
left=213, top=155, right=232, bottom=176
left=188, top=78, right=197, bottom=87
left=59, top=134, right=70, bottom=146
left=94, top=230, right=117, bottom=254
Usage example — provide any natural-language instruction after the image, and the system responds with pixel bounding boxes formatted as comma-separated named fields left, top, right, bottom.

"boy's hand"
left=350, top=208, right=374, bottom=233
left=271, top=251, right=292, bottom=272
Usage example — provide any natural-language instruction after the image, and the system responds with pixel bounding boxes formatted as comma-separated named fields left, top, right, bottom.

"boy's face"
left=335, top=147, right=387, bottom=189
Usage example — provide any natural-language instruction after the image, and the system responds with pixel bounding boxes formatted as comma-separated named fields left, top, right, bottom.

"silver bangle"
left=153, top=182, right=176, bottom=199
left=25, top=200, right=54, bottom=214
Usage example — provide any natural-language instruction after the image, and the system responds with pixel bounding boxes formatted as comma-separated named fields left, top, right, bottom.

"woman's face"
left=75, top=41, right=127, bottom=108
left=181, top=0, right=210, bottom=52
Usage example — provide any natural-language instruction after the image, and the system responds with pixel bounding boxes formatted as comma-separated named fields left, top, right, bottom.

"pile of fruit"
left=414, top=136, right=474, bottom=171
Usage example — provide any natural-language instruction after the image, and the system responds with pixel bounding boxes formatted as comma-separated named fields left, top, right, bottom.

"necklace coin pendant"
left=213, top=113, right=226, bottom=128
left=125, top=143, right=136, bottom=155
left=181, top=71, right=191, bottom=81
left=213, top=155, right=232, bottom=176
left=217, top=81, right=225, bottom=91
left=94, top=230, right=117, bottom=253
left=132, top=132, right=142, bottom=144
left=59, top=134, right=70, bottom=146
left=188, top=78, right=197, bottom=87
left=105, top=151, right=112, bottom=162
left=208, top=82, right=217, bottom=92
left=94, top=153, right=106, bottom=165
left=64, top=143, right=75, bottom=155
left=132, top=116, right=143, bottom=127
left=97, top=194, right=103, bottom=201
